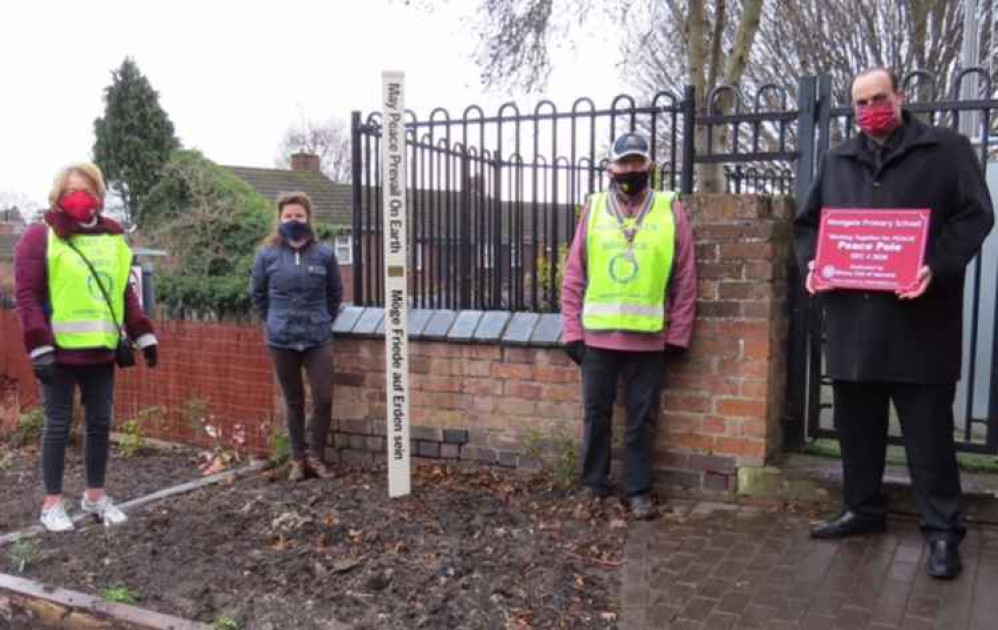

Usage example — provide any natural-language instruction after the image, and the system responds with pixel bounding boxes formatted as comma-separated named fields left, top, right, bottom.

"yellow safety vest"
left=582, top=190, right=676, bottom=333
left=46, top=228, right=132, bottom=350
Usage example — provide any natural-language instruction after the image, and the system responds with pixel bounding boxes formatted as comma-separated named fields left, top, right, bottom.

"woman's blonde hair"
left=262, top=191, right=314, bottom=248
left=48, top=162, right=107, bottom=208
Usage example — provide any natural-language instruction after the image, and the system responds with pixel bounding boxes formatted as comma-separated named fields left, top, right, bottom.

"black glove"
left=143, top=344, right=159, bottom=368
left=564, top=340, right=586, bottom=366
left=32, top=351, right=56, bottom=384
left=664, top=344, right=687, bottom=361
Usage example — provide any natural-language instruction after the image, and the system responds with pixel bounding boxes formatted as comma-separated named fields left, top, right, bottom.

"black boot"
left=926, top=540, right=962, bottom=580
left=810, top=510, right=887, bottom=539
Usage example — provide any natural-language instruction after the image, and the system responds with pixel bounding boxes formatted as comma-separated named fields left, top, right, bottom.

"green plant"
left=119, top=419, right=147, bottom=458
left=270, top=425, right=290, bottom=465
left=213, top=618, right=239, bottom=630
left=523, top=427, right=580, bottom=491
left=186, top=397, right=210, bottom=429
left=0, top=451, right=12, bottom=470
left=550, top=436, right=580, bottom=490
left=103, top=586, right=140, bottom=605
left=13, top=408, right=44, bottom=448
left=8, top=540, right=40, bottom=573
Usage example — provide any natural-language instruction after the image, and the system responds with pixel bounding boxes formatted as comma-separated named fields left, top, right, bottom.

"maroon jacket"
left=14, top=211, right=155, bottom=366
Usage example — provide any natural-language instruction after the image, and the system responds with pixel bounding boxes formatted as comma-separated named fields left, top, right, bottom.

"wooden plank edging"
left=0, top=571, right=211, bottom=629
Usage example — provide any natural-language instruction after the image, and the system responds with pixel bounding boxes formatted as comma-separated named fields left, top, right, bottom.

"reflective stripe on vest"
left=582, top=190, right=676, bottom=333
left=51, top=321, right=120, bottom=336
left=46, top=228, right=132, bottom=350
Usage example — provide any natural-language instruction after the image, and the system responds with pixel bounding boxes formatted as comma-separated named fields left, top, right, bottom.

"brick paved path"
left=621, top=502, right=998, bottom=629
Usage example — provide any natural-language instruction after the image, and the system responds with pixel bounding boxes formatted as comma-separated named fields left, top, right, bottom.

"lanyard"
left=607, top=190, right=654, bottom=250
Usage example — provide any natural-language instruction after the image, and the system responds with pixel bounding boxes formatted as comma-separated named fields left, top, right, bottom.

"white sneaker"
left=81, top=494, right=127, bottom=525
left=40, top=502, right=75, bottom=532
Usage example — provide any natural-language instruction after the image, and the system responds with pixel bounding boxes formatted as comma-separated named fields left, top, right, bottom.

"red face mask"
left=59, top=190, right=101, bottom=222
left=857, top=101, right=899, bottom=137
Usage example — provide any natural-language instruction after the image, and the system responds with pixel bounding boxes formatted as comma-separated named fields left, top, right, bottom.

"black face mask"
left=279, top=220, right=312, bottom=242
left=612, top=170, right=650, bottom=195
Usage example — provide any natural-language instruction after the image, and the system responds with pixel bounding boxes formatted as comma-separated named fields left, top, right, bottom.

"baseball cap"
left=610, top=132, right=651, bottom=162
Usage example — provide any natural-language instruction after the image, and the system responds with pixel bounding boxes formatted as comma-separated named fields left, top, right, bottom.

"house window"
left=334, top=235, right=353, bottom=265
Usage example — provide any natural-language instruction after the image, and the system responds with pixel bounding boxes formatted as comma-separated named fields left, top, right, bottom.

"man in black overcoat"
left=794, top=67, right=995, bottom=579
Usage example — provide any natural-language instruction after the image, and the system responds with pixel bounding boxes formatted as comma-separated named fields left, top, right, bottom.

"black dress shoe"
left=926, top=540, right=962, bottom=580
left=810, top=511, right=887, bottom=539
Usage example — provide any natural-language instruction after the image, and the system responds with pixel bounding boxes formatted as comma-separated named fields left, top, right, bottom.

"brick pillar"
left=657, top=194, right=793, bottom=490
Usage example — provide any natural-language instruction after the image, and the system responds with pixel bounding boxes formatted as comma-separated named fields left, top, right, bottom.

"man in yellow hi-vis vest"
left=561, top=133, right=697, bottom=519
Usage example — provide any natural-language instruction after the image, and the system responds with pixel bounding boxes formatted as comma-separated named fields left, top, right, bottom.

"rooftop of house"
left=222, top=153, right=352, bottom=231
left=223, top=153, right=580, bottom=241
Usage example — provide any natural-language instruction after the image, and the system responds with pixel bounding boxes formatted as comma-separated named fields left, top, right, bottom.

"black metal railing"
left=351, top=82, right=805, bottom=312
left=351, top=68, right=998, bottom=453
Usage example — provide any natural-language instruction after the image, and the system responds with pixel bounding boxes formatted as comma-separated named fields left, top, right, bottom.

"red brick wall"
left=328, top=195, right=792, bottom=492
left=0, top=195, right=791, bottom=492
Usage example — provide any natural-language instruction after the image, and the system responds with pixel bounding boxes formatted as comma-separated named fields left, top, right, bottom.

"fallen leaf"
left=331, top=557, right=364, bottom=573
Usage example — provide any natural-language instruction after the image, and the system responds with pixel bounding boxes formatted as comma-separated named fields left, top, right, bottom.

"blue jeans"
left=41, top=363, right=115, bottom=495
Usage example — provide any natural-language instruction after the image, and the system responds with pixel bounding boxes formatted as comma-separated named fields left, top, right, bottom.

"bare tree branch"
left=275, top=117, right=352, bottom=183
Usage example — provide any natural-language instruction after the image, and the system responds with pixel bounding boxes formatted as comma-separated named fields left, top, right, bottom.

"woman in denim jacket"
left=252, top=192, right=342, bottom=481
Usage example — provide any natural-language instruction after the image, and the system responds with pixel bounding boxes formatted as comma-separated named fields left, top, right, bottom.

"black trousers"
left=41, top=363, right=115, bottom=495
left=581, top=347, right=665, bottom=497
left=270, top=344, right=334, bottom=460
left=833, top=380, right=965, bottom=543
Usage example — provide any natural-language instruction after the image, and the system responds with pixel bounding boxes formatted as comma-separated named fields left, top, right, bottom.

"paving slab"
left=621, top=502, right=998, bottom=630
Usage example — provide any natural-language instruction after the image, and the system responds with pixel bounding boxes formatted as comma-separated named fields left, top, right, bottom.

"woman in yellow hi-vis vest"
left=561, top=133, right=698, bottom=519
left=14, top=163, right=159, bottom=532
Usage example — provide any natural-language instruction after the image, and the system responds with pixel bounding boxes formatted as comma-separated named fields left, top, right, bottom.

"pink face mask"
left=857, top=101, right=899, bottom=137
left=59, top=190, right=101, bottom=222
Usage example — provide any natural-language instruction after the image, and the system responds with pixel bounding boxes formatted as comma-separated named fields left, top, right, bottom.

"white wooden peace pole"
left=381, top=71, right=411, bottom=498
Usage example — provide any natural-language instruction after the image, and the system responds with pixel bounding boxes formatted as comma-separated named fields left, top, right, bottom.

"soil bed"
left=23, top=462, right=627, bottom=629
left=0, top=443, right=202, bottom=533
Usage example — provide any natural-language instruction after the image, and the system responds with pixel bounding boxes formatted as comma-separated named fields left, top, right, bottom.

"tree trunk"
left=698, top=0, right=766, bottom=193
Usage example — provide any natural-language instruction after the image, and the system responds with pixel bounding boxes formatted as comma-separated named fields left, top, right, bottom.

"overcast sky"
left=1, top=0, right=625, bottom=211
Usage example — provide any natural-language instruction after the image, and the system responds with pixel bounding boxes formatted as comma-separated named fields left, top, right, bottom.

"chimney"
left=291, top=152, right=321, bottom=172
